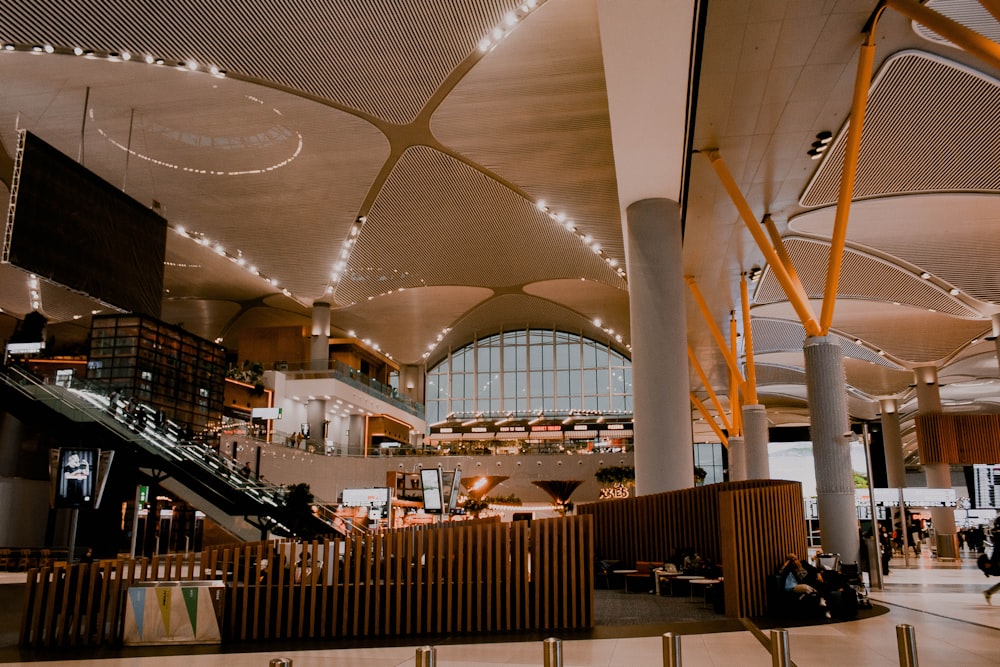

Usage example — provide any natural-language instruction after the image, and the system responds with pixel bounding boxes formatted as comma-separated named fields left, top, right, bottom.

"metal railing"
left=0, top=365, right=350, bottom=537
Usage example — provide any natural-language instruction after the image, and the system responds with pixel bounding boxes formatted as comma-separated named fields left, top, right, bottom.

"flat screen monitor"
left=55, top=448, right=98, bottom=508
left=4, top=130, right=167, bottom=317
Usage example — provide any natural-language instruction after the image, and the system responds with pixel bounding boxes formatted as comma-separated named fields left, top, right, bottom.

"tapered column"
left=992, top=314, right=1000, bottom=362
left=728, top=436, right=746, bottom=482
left=879, top=399, right=905, bottom=489
left=803, top=336, right=860, bottom=564
left=914, top=366, right=958, bottom=559
left=624, top=198, right=691, bottom=494
left=743, top=404, right=770, bottom=479
left=399, top=364, right=426, bottom=405
left=310, top=302, right=331, bottom=370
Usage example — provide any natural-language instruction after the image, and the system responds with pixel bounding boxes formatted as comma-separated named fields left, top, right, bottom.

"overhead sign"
left=251, top=407, right=282, bottom=420
left=429, top=421, right=633, bottom=435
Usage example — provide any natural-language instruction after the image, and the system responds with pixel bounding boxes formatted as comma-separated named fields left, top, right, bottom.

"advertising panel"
left=420, top=468, right=444, bottom=514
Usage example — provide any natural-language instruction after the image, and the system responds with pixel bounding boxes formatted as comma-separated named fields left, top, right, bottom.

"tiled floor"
left=2, top=549, right=999, bottom=666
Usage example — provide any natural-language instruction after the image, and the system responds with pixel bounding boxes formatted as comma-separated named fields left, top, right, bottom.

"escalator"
left=0, top=364, right=346, bottom=541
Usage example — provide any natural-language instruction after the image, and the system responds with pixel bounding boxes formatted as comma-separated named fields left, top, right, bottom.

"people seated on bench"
left=778, top=552, right=831, bottom=619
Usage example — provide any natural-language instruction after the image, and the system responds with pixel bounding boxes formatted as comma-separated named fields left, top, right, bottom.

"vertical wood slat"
left=579, top=480, right=805, bottom=618
left=19, top=519, right=597, bottom=648
left=917, top=413, right=1000, bottom=464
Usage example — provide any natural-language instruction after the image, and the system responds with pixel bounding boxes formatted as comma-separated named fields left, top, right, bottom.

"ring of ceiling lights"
left=90, top=95, right=303, bottom=176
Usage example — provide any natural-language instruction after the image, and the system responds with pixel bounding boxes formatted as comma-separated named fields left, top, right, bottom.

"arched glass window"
left=426, top=329, right=631, bottom=423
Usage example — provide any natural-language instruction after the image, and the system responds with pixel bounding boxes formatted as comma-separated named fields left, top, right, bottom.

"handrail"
left=0, top=365, right=347, bottom=537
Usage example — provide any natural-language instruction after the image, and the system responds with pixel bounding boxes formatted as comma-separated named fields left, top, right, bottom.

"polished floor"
left=2, top=548, right=999, bottom=666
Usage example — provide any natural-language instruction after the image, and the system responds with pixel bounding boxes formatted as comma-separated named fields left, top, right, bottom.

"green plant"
left=276, top=482, right=320, bottom=540
left=595, top=465, right=635, bottom=487
left=227, top=360, right=266, bottom=395
left=461, top=493, right=522, bottom=518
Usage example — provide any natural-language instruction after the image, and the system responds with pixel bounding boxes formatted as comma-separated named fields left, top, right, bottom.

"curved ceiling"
left=1, top=0, right=999, bottom=461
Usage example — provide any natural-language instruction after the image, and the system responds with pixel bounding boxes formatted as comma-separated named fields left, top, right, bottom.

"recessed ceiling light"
left=920, top=272, right=931, bottom=279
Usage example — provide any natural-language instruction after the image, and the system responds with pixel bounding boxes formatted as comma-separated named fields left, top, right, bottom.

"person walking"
left=982, top=516, right=1000, bottom=605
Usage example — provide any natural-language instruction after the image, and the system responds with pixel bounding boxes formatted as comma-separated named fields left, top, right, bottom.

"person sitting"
left=682, top=552, right=705, bottom=574
left=778, top=552, right=831, bottom=619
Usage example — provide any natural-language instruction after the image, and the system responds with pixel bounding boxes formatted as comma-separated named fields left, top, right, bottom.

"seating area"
left=0, top=547, right=68, bottom=571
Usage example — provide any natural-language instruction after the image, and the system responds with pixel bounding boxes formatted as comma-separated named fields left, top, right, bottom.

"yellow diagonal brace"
left=729, top=314, right=743, bottom=436
left=740, top=274, right=759, bottom=405
left=704, top=151, right=821, bottom=336
left=691, top=393, right=729, bottom=448
left=687, top=345, right=733, bottom=433
left=821, top=31, right=877, bottom=334
left=686, top=276, right=745, bottom=385
left=887, top=0, right=1000, bottom=71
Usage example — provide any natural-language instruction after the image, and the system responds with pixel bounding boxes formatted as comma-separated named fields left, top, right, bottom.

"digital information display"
left=970, top=464, right=1000, bottom=509
left=5, top=130, right=167, bottom=317
left=420, top=468, right=443, bottom=514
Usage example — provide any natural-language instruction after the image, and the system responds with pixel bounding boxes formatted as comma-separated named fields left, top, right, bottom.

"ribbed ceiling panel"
left=832, top=304, right=991, bottom=364
left=800, top=52, right=1000, bottom=207
left=789, top=196, right=1000, bottom=306
left=755, top=364, right=807, bottom=386
left=0, top=0, right=527, bottom=124
left=913, top=1, right=1000, bottom=46
left=753, top=238, right=980, bottom=318
left=749, top=318, right=806, bottom=355
left=432, top=0, right=623, bottom=264
left=750, top=317, right=904, bottom=369
left=843, top=358, right=916, bottom=397
left=333, top=146, right=621, bottom=306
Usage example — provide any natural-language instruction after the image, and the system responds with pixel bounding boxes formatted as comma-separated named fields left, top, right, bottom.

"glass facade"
left=426, top=329, right=631, bottom=424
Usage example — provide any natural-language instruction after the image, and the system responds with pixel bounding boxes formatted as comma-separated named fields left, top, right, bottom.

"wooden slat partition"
left=20, top=517, right=591, bottom=648
left=578, top=480, right=805, bottom=618
left=718, top=481, right=807, bottom=617
left=917, top=413, right=1000, bottom=464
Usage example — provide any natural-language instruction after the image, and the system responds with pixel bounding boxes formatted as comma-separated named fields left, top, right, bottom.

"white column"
left=310, top=302, right=331, bottom=370
left=879, top=398, right=905, bottom=489
left=914, top=365, right=959, bottom=559
left=742, top=404, right=770, bottom=479
left=623, top=198, right=691, bottom=494
left=803, top=335, right=860, bottom=564
left=728, top=436, right=746, bottom=482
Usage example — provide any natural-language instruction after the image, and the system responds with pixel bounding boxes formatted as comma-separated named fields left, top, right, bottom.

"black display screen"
left=5, top=131, right=166, bottom=317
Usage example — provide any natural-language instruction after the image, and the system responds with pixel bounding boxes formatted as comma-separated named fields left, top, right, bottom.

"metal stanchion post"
left=896, top=624, right=919, bottom=667
left=770, top=629, right=790, bottom=667
left=415, top=645, right=436, bottom=667
left=542, top=637, right=563, bottom=667
left=662, top=631, right=682, bottom=667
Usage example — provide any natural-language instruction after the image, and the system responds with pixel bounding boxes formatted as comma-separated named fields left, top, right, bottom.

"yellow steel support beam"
left=820, top=22, right=879, bottom=334
left=704, top=151, right=822, bottom=336
left=729, top=313, right=743, bottom=436
left=687, top=345, right=733, bottom=433
left=740, top=274, right=759, bottom=405
left=691, top=393, right=729, bottom=447
left=685, top=275, right=745, bottom=386
left=886, top=0, right=1000, bottom=72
